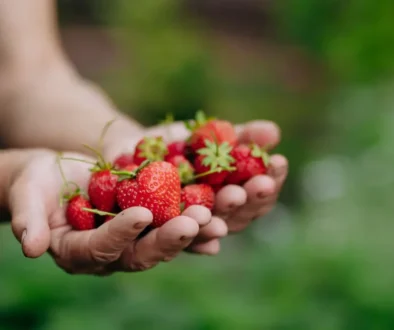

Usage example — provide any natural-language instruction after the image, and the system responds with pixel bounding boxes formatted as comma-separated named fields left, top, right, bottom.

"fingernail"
left=21, top=230, right=27, bottom=244
left=134, top=222, right=147, bottom=229
left=228, top=203, right=236, bottom=210
left=257, top=192, right=266, bottom=199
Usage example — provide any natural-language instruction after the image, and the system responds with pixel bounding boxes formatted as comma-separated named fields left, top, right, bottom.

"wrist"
left=0, top=55, right=75, bottom=103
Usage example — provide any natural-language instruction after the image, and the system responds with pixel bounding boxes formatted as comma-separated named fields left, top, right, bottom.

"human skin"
left=0, top=0, right=289, bottom=274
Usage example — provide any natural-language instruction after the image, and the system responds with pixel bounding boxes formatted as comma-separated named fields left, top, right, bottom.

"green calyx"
left=112, top=159, right=151, bottom=182
left=184, top=110, right=216, bottom=132
left=159, top=113, right=175, bottom=125
left=250, top=143, right=271, bottom=167
left=197, top=139, right=236, bottom=173
left=178, top=162, right=195, bottom=185
left=137, top=137, right=168, bottom=161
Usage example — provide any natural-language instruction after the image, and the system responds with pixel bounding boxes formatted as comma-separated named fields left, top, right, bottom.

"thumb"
left=9, top=180, right=51, bottom=258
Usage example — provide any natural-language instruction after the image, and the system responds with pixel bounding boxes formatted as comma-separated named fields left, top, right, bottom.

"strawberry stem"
left=112, top=159, right=151, bottom=181
left=193, top=166, right=235, bottom=180
left=56, top=153, right=83, bottom=206
left=60, top=157, right=97, bottom=166
left=98, top=118, right=117, bottom=154
left=82, top=208, right=117, bottom=217
left=82, top=144, right=108, bottom=168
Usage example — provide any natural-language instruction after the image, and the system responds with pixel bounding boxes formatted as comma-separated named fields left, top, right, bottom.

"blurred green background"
left=2, top=0, right=394, bottom=329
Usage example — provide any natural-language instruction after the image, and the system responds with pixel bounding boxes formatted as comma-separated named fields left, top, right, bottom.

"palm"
left=10, top=151, right=211, bottom=274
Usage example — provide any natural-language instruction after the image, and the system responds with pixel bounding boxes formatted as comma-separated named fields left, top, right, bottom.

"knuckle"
left=129, top=257, right=156, bottom=272
left=91, top=249, right=118, bottom=264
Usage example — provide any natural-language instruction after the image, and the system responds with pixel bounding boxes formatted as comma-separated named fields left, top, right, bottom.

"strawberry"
left=133, top=136, right=168, bottom=165
left=166, top=155, right=194, bottom=184
left=88, top=169, right=118, bottom=212
left=186, top=111, right=237, bottom=152
left=114, top=153, right=134, bottom=169
left=116, top=161, right=181, bottom=227
left=211, top=184, right=224, bottom=193
left=165, top=141, right=187, bottom=160
left=226, top=144, right=270, bottom=185
left=193, top=140, right=235, bottom=185
left=66, top=195, right=96, bottom=230
left=181, top=184, right=215, bottom=210
left=123, top=163, right=138, bottom=172
left=105, top=215, right=115, bottom=223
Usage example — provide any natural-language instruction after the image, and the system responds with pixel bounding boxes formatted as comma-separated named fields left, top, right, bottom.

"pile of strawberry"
left=60, top=112, right=270, bottom=230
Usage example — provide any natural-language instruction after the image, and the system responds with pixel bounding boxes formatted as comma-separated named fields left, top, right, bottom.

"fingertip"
left=190, top=239, right=221, bottom=256
left=118, top=206, right=153, bottom=224
left=244, top=175, right=276, bottom=201
left=181, top=205, right=212, bottom=227
left=268, top=154, right=289, bottom=178
left=193, top=216, right=228, bottom=244
left=160, top=216, right=200, bottom=241
left=215, top=185, right=247, bottom=212
left=22, top=225, right=51, bottom=258
left=239, top=121, right=281, bottom=148
left=209, top=217, right=228, bottom=238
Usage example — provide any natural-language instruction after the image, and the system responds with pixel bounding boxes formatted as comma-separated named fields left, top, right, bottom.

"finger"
left=214, top=185, right=247, bottom=215
left=236, top=121, right=281, bottom=149
left=147, top=122, right=189, bottom=143
left=224, top=176, right=276, bottom=233
left=268, top=154, right=289, bottom=191
left=187, top=239, right=221, bottom=256
left=243, top=175, right=276, bottom=205
left=54, top=207, right=153, bottom=265
left=121, top=216, right=199, bottom=271
left=9, top=180, right=51, bottom=258
left=88, top=207, right=153, bottom=263
left=181, top=205, right=212, bottom=227
left=192, top=216, right=228, bottom=244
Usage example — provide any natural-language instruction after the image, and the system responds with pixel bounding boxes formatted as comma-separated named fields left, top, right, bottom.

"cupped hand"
left=104, top=119, right=289, bottom=256
left=7, top=150, right=211, bottom=275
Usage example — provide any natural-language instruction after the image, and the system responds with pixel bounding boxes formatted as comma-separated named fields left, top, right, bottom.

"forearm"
left=0, top=0, right=144, bottom=154
left=0, top=0, right=64, bottom=84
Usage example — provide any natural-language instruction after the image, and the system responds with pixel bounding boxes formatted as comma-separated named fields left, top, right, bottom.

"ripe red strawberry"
left=133, top=136, right=168, bottom=165
left=123, top=163, right=139, bottom=172
left=114, top=153, right=134, bottom=169
left=116, top=161, right=181, bottom=227
left=166, top=155, right=194, bottom=184
left=88, top=169, right=118, bottom=212
left=165, top=141, right=187, bottom=160
left=181, top=184, right=215, bottom=210
left=186, top=111, right=237, bottom=152
left=211, top=184, right=224, bottom=193
left=105, top=215, right=114, bottom=222
left=226, top=144, right=270, bottom=185
left=193, top=140, right=235, bottom=185
left=66, top=195, right=95, bottom=230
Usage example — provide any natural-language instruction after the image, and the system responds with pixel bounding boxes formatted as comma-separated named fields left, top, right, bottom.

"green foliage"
left=276, top=0, right=394, bottom=82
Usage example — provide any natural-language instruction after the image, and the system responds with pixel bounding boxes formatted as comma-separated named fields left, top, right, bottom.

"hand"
left=7, top=150, right=211, bottom=275
left=104, top=119, right=288, bottom=255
